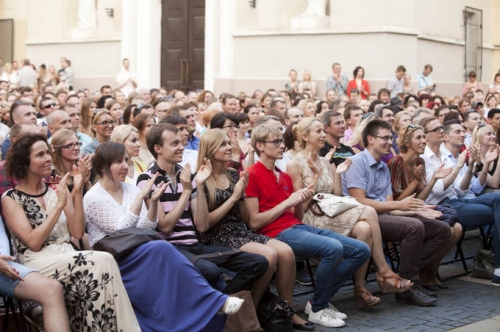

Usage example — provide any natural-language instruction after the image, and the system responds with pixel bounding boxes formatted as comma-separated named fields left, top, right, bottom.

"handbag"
left=310, top=193, right=361, bottom=218
left=93, top=227, right=162, bottom=260
left=224, top=290, right=262, bottom=332
left=256, top=290, right=294, bottom=332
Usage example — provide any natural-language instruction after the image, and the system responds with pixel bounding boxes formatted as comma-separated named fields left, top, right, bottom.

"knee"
left=364, top=206, right=378, bottom=221
left=41, top=279, right=64, bottom=304
left=276, top=244, right=295, bottom=267
left=406, top=219, right=425, bottom=238
left=194, top=260, right=221, bottom=286
left=321, top=239, right=344, bottom=260
left=260, top=247, right=278, bottom=268
left=354, top=221, right=372, bottom=238
left=452, top=223, right=463, bottom=240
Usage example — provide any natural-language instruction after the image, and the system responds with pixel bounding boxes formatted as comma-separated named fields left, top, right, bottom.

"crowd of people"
left=0, top=57, right=499, bottom=331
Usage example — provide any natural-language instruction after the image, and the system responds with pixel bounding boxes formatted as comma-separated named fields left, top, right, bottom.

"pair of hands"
left=410, top=163, right=452, bottom=182
left=399, top=194, right=442, bottom=219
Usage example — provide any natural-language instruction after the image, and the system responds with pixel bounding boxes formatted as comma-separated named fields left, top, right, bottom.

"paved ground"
left=276, top=230, right=500, bottom=331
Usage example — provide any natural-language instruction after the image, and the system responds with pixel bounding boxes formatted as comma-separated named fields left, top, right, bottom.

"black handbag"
left=256, top=290, right=294, bottom=332
left=93, top=227, right=162, bottom=260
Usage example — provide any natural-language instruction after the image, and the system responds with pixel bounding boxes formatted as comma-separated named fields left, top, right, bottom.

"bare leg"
left=421, top=223, right=462, bottom=286
left=351, top=220, right=373, bottom=291
left=239, top=242, right=277, bottom=308
left=14, top=272, right=69, bottom=332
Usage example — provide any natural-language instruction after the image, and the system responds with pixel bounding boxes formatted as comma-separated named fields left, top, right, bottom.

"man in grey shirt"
left=325, top=62, right=348, bottom=97
left=17, top=59, right=37, bottom=88
left=387, top=65, right=406, bottom=98
left=60, top=59, right=74, bottom=90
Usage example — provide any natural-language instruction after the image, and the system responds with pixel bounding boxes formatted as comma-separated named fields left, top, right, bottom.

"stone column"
left=121, top=0, right=137, bottom=74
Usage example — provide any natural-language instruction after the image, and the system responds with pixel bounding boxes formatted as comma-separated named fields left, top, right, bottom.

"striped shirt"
left=137, top=162, right=199, bottom=246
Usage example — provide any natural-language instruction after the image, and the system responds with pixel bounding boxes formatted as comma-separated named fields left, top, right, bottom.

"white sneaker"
left=308, top=308, right=346, bottom=328
left=304, top=301, right=347, bottom=320
left=222, top=297, right=244, bottom=315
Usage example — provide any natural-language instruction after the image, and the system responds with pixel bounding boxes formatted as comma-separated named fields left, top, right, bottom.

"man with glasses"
left=342, top=119, right=450, bottom=307
left=38, top=97, right=56, bottom=127
left=245, top=124, right=370, bottom=328
left=421, top=118, right=500, bottom=286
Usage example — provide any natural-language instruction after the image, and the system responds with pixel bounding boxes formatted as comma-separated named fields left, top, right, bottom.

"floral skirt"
left=23, top=244, right=140, bottom=332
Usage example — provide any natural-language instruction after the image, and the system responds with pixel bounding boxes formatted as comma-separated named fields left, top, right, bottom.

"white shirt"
left=421, top=145, right=458, bottom=205
left=179, top=148, right=198, bottom=173
left=116, top=68, right=137, bottom=98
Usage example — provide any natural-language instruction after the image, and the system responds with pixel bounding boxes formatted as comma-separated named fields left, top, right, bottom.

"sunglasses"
left=42, top=103, right=56, bottom=109
left=362, top=112, right=374, bottom=120
left=404, top=123, right=416, bottom=137
left=425, top=126, right=444, bottom=134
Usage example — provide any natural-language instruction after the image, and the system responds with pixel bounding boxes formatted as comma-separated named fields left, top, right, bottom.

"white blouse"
left=84, top=182, right=157, bottom=247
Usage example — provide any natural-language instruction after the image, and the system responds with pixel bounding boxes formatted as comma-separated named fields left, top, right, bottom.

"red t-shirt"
left=245, top=161, right=301, bottom=238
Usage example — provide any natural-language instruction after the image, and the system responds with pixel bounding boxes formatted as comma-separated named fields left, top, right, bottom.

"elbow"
left=247, top=220, right=260, bottom=233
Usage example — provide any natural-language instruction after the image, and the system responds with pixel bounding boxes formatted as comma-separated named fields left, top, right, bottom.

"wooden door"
left=161, top=0, right=205, bottom=92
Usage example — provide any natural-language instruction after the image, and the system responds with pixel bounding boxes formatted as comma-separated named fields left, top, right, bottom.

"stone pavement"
left=277, top=230, right=500, bottom=331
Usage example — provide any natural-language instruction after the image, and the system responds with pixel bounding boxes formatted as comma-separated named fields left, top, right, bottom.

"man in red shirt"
left=245, top=124, right=370, bottom=328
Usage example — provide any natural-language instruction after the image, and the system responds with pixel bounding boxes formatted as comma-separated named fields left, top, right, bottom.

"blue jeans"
left=446, top=192, right=500, bottom=267
left=275, top=224, right=370, bottom=312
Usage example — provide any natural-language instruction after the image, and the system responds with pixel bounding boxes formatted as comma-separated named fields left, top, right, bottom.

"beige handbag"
left=310, top=193, right=361, bottom=218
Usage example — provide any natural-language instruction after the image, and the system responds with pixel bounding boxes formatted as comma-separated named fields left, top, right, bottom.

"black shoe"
left=395, top=285, right=437, bottom=307
left=293, top=322, right=315, bottom=331
left=415, top=283, right=437, bottom=297
left=422, top=284, right=440, bottom=292
left=435, top=282, right=449, bottom=289
left=296, top=268, right=314, bottom=286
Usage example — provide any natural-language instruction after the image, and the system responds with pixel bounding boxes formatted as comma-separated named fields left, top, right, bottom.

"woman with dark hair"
left=235, top=112, right=251, bottom=155
left=79, top=98, right=97, bottom=137
left=2, top=133, right=140, bottom=331
left=462, top=71, right=483, bottom=97
left=243, top=104, right=260, bottom=134
left=133, top=113, right=155, bottom=167
left=132, top=103, right=154, bottom=118
left=316, top=101, right=329, bottom=115
left=82, top=109, right=115, bottom=155
left=84, top=141, right=244, bottom=331
left=97, top=94, right=113, bottom=109
left=347, top=66, right=370, bottom=100
left=105, top=98, right=124, bottom=125
left=489, top=73, right=500, bottom=94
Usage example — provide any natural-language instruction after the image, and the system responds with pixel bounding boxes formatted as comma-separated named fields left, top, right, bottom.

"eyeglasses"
left=57, top=142, right=83, bottom=150
left=223, top=124, right=239, bottom=130
left=261, top=138, right=284, bottom=147
left=425, top=126, right=444, bottom=134
left=95, top=120, right=116, bottom=127
left=374, top=135, right=393, bottom=142
left=42, top=103, right=56, bottom=109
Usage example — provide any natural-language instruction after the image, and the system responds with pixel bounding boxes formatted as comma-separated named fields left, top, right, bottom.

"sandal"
left=376, top=272, right=413, bottom=294
left=353, top=288, right=380, bottom=309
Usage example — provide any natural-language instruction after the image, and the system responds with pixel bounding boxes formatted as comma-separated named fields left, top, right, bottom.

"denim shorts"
left=0, top=261, right=34, bottom=297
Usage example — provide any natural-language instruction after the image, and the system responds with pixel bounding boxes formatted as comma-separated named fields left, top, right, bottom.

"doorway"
left=161, top=0, right=205, bottom=92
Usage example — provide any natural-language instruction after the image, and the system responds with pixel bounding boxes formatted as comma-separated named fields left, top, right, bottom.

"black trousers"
left=175, top=242, right=268, bottom=294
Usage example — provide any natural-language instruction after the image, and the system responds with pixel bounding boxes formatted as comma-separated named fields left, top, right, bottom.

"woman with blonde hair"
left=393, top=111, right=411, bottom=134
left=197, top=128, right=312, bottom=329
left=111, top=124, right=146, bottom=184
left=79, top=98, right=97, bottom=137
left=298, top=70, right=317, bottom=98
left=82, top=109, right=115, bottom=155
left=0, top=63, right=17, bottom=84
left=472, top=123, right=500, bottom=191
left=287, top=117, right=412, bottom=308
left=348, top=112, right=378, bottom=152
left=297, top=98, right=316, bottom=117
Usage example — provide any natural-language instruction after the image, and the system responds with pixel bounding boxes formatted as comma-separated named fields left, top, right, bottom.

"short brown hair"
left=92, top=142, right=126, bottom=179
left=146, top=123, right=179, bottom=159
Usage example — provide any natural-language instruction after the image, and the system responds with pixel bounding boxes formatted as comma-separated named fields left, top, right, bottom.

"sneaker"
left=308, top=308, right=346, bottom=328
left=304, top=301, right=347, bottom=320
left=221, top=297, right=244, bottom=315
left=492, top=274, right=500, bottom=286
left=296, top=268, right=314, bottom=286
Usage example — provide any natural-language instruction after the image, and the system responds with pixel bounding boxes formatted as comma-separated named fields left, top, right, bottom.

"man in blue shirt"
left=342, top=119, right=450, bottom=307
left=416, top=64, right=435, bottom=93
